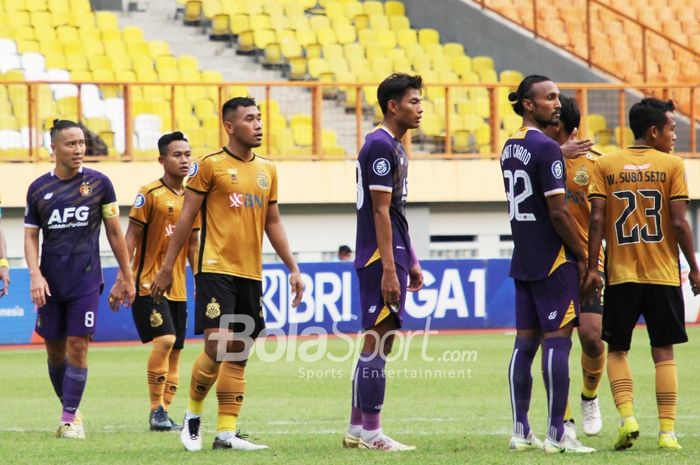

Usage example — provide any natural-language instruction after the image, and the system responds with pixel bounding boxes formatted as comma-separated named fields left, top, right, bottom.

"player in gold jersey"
left=584, top=98, right=700, bottom=450
left=544, top=96, right=605, bottom=438
left=151, top=97, right=304, bottom=452
left=125, top=132, right=200, bottom=431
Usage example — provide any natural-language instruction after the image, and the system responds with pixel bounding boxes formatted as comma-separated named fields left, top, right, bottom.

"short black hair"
left=629, top=98, right=675, bottom=140
left=377, top=73, right=423, bottom=115
left=508, top=75, right=552, bottom=116
left=338, top=245, right=352, bottom=255
left=558, top=95, right=580, bottom=135
left=50, top=119, right=81, bottom=143
left=222, top=96, right=257, bottom=120
left=157, top=131, right=189, bottom=156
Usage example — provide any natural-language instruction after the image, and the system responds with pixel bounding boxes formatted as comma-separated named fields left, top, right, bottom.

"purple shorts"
left=514, top=262, right=579, bottom=333
left=35, top=291, right=100, bottom=340
left=356, top=260, right=408, bottom=331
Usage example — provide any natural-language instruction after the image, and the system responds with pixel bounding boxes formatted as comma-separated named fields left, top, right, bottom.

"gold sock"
left=188, top=351, right=221, bottom=415
left=655, top=360, right=677, bottom=433
left=163, top=349, right=181, bottom=411
left=147, top=335, right=175, bottom=412
left=564, top=403, right=573, bottom=422
left=581, top=350, right=606, bottom=398
left=216, top=362, right=246, bottom=432
left=608, top=351, right=634, bottom=419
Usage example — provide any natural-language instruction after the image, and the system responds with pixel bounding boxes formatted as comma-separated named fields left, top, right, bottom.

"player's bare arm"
left=370, top=189, right=400, bottom=308
left=109, top=221, right=143, bottom=311
left=545, top=193, right=586, bottom=286
left=669, top=200, right=700, bottom=296
left=559, top=128, right=594, bottom=160
left=264, top=202, right=304, bottom=308
left=151, top=189, right=203, bottom=302
left=0, top=226, right=9, bottom=297
left=104, top=216, right=135, bottom=310
left=24, top=227, right=51, bottom=307
left=583, top=198, right=605, bottom=297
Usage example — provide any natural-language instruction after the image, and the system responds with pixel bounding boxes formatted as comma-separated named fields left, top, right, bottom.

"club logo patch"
left=372, top=158, right=390, bottom=176
left=133, top=193, right=145, bottom=208
left=257, top=172, right=270, bottom=190
left=79, top=182, right=92, bottom=197
left=551, top=160, right=564, bottom=179
left=188, top=161, right=199, bottom=177
left=150, top=309, right=163, bottom=328
left=573, top=168, right=589, bottom=186
left=206, top=298, right=221, bottom=319
left=228, top=168, right=238, bottom=183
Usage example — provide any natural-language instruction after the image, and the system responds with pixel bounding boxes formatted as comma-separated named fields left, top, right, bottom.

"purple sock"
left=61, top=364, right=87, bottom=424
left=356, top=352, right=386, bottom=431
left=350, top=362, right=362, bottom=427
left=542, top=337, right=572, bottom=442
left=48, top=359, right=67, bottom=401
left=508, top=337, right=538, bottom=437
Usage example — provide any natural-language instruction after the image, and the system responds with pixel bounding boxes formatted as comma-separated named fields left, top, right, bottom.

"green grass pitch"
left=2, top=327, right=700, bottom=464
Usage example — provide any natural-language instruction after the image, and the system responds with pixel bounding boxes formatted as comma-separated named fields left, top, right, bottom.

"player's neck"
left=54, top=163, right=80, bottom=180
left=381, top=120, right=406, bottom=141
left=225, top=141, right=254, bottom=162
left=161, top=173, right=185, bottom=194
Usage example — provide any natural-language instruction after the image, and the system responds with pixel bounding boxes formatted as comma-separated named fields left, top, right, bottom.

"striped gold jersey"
left=588, top=146, right=689, bottom=286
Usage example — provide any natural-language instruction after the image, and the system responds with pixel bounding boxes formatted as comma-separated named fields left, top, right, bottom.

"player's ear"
left=648, top=124, right=659, bottom=141
left=223, top=119, right=234, bottom=135
left=387, top=99, right=398, bottom=115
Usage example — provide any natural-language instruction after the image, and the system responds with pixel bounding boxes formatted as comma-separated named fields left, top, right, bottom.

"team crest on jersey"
left=573, top=168, right=589, bottom=186
left=149, top=309, right=164, bottom=328
left=206, top=298, right=221, bottom=319
left=188, top=161, right=199, bottom=177
left=133, top=193, right=145, bottom=208
left=257, top=171, right=270, bottom=190
left=372, top=158, right=390, bottom=176
left=166, top=199, right=175, bottom=216
left=551, top=160, right=564, bottom=179
left=228, top=168, right=238, bottom=183
left=79, top=182, right=92, bottom=197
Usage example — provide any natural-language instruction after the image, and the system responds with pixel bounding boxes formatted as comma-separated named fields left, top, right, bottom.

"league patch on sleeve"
left=372, top=158, right=391, bottom=176
left=133, top=193, right=145, bottom=208
left=188, top=161, right=199, bottom=177
left=551, top=160, right=564, bottom=179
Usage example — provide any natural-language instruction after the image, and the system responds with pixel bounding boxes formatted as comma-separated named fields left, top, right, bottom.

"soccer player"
left=343, top=73, right=424, bottom=452
left=584, top=98, right=700, bottom=450
left=544, top=95, right=605, bottom=438
left=0, top=197, right=9, bottom=297
left=125, top=132, right=199, bottom=431
left=501, top=76, right=594, bottom=453
left=24, top=119, right=135, bottom=439
left=150, top=97, right=304, bottom=452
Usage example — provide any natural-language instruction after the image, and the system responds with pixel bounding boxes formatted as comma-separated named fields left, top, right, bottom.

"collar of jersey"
left=51, top=165, right=83, bottom=178
left=222, top=146, right=255, bottom=162
left=378, top=125, right=397, bottom=140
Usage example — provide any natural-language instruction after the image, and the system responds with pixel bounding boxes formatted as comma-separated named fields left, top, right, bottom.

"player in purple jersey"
left=501, top=77, right=594, bottom=453
left=23, top=120, right=135, bottom=439
left=0, top=196, right=8, bottom=297
left=344, top=74, right=424, bottom=452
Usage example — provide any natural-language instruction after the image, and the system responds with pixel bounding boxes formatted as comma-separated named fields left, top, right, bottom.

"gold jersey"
left=588, top=146, right=689, bottom=286
left=565, top=151, right=605, bottom=271
left=129, top=179, right=201, bottom=301
left=186, top=148, right=277, bottom=281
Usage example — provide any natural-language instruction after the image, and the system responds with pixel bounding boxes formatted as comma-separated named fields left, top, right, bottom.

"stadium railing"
left=1, top=79, right=698, bottom=161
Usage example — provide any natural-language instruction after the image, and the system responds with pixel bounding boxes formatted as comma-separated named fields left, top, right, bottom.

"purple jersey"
left=354, top=126, right=411, bottom=270
left=500, top=128, right=571, bottom=281
left=25, top=167, right=118, bottom=299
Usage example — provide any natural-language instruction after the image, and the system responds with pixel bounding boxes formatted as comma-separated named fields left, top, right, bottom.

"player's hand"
left=381, top=268, right=401, bottom=310
left=289, top=270, right=304, bottom=308
left=151, top=268, right=173, bottom=304
left=689, top=270, right=700, bottom=296
left=581, top=269, right=602, bottom=300
left=29, top=271, right=51, bottom=307
left=407, top=264, right=423, bottom=292
left=560, top=128, right=594, bottom=160
left=0, top=265, right=9, bottom=298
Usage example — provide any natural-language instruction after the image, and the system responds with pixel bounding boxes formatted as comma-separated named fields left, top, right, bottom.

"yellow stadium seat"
left=472, top=55, right=494, bottom=73
left=13, top=26, right=36, bottom=41
left=237, top=30, right=255, bottom=53
left=389, top=15, right=410, bottom=31
left=443, top=42, right=465, bottom=57
left=156, top=55, right=178, bottom=72
left=95, top=11, right=118, bottom=30
left=122, top=26, right=145, bottom=43
left=288, top=56, right=307, bottom=80
left=308, top=58, right=330, bottom=79
left=178, top=55, right=199, bottom=73
left=500, top=70, right=523, bottom=85
left=84, top=41, right=105, bottom=57
left=184, top=0, right=203, bottom=25
left=614, top=126, right=633, bottom=146
left=418, top=28, right=440, bottom=46
left=88, top=55, right=111, bottom=72
left=249, top=13, right=271, bottom=31
left=30, top=11, right=52, bottom=29
left=335, top=22, right=356, bottom=45
left=56, top=96, right=78, bottom=117
left=71, top=0, right=92, bottom=13
left=104, top=41, right=127, bottom=58
left=354, top=13, right=369, bottom=31
left=210, top=13, right=231, bottom=39
left=281, top=38, right=303, bottom=59
left=385, top=1, right=405, bottom=16
left=477, top=68, right=498, bottom=83
left=92, top=69, right=115, bottom=82
left=325, top=1, right=345, bottom=19
left=396, top=29, right=417, bottom=48
left=101, top=29, right=122, bottom=42
left=16, top=40, right=39, bottom=53
left=11, top=11, right=31, bottom=26
left=263, top=42, right=283, bottom=66
left=148, top=41, right=172, bottom=58
left=451, top=55, right=472, bottom=76
left=48, top=0, right=69, bottom=12
left=202, top=0, right=222, bottom=19
left=315, top=27, right=337, bottom=46
left=110, top=54, right=131, bottom=72
left=44, top=54, right=66, bottom=69
left=230, top=14, right=250, bottom=36
left=369, top=15, right=389, bottom=31
left=79, top=27, right=101, bottom=43
left=364, top=1, right=383, bottom=16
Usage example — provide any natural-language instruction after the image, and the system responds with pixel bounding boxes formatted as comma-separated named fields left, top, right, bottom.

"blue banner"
left=0, top=259, right=516, bottom=344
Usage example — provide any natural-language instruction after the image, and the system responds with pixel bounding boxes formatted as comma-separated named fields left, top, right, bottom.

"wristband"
left=0, top=258, right=8, bottom=269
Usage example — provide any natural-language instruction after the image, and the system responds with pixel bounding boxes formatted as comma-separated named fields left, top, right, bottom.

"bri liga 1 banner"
left=0, top=259, right=698, bottom=344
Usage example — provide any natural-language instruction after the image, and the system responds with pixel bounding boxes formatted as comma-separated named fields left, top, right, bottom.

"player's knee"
left=651, top=345, right=674, bottom=363
left=578, top=329, right=603, bottom=356
left=65, top=336, right=89, bottom=366
left=153, top=334, right=176, bottom=353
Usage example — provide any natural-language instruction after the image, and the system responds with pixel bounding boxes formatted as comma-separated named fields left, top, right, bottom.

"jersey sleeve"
left=537, top=141, right=566, bottom=197
left=269, top=162, right=278, bottom=204
left=100, top=176, right=120, bottom=219
left=365, top=139, right=395, bottom=193
left=186, top=158, right=212, bottom=194
left=588, top=158, right=607, bottom=200
left=669, top=158, right=689, bottom=202
left=24, top=184, right=40, bottom=229
left=128, top=187, right=151, bottom=226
